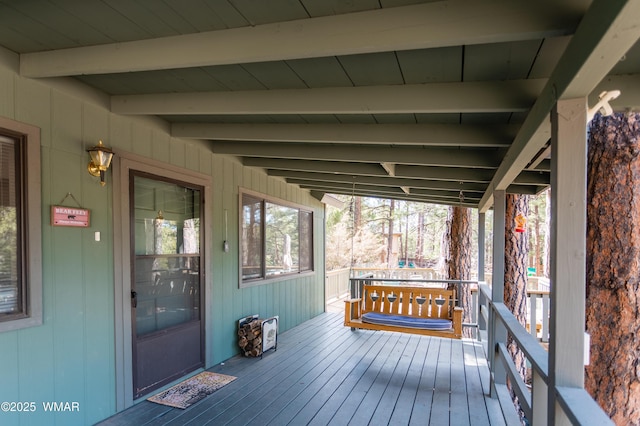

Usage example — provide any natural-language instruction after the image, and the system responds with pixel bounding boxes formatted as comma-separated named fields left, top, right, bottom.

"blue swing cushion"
left=361, top=312, right=452, bottom=330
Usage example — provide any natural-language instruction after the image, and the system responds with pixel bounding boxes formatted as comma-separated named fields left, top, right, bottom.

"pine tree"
left=585, top=113, right=640, bottom=425
left=443, top=205, right=472, bottom=336
left=504, top=193, right=530, bottom=422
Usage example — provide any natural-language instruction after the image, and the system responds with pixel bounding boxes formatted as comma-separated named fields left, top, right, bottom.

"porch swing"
left=343, top=185, right=463, bottom=339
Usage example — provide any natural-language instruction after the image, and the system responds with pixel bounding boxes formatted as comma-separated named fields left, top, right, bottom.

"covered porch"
left=0, top=1, right=638, bottom=424
left=98, top=312, right=514, bottom=426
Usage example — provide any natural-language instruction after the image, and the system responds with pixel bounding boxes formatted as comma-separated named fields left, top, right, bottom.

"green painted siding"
left=0, top=50, right=325, bottom=425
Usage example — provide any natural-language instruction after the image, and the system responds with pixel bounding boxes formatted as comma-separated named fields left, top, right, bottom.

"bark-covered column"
left=586, top=113, right=640, bottom=425
left=443, top=205, right=472, bottom=336
left=504, top=193, right=530, bottom=421
left=504, top=193, right=530, bottom=335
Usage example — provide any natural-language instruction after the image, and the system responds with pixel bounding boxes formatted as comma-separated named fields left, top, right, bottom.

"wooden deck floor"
left=98, top=312, right=516, bottom=426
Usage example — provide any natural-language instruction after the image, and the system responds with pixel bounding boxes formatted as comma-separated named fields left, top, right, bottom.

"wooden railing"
left=477, top=283, right=612, bottom=425
left=350, top=267, right=442, bottom=280
left=527, top=290, right=550, bottom=342
left=325, top=268, right=351, bottom=300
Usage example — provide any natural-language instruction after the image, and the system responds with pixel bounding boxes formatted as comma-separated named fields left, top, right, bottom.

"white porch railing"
left=350, top=267, right=442, bottom=280
left=325, top=268, right=351, bottom=300
left=527, top=290, right=550, bottom=342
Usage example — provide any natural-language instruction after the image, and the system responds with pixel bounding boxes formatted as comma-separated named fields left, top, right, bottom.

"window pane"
left=134, top=177, right=200, bottom=256
left=133, top=175, right=202, bottom=337
left=241, top=191, right=314, bottom=285
left=0, top=138, right=20, bottom=317
left=299, top=211, right=313, bottom=271
left=265, top=203, right=298, bottom=276
left=135, top=256, right=200, bottom=336
left=242, top=194, right=262, bottom=280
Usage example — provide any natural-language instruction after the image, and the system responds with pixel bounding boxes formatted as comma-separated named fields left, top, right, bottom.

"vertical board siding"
left=131, top=123, right=152, bottom=157
left=168, top=135, right=185, bottom=167
left=151, top=129, right=171, bottom=163
left=83, top=102, right=109, bottom=146
left=0, top=65, right=15, bottom=118
left=52, top=93, right=82, bottom=154
left=186, top=142, right=200, bottom=172
left=0, top=58, right=325, bottom=426
left=109, top=115, right=133, bottom=152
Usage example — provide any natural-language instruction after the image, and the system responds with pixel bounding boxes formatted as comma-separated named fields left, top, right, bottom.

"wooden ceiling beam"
left=266, top=169, right=489, bottom=193
left=513, top=170, right=550, bottom=186
left=242, top=157, right=388, bottom=176
left=20, top=0, right=582, bottom=77
left=172, top=122, right=517, bottom=147
left=243, top=158, right=389, bottom=176
left=392, top=164, right=495, bottom=183
left=290, top=180, right=481, bottom=206
left=113, top=79, right=545, bottom=115
left=333, top=190, right=480, bottom=208
left=211, top=141, right=505, bottom=168
left=245, top=157, right=495, bottom=182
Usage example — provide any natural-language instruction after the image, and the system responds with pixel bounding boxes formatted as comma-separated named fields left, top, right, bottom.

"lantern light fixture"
left=87, top=140, right=114, bottom=186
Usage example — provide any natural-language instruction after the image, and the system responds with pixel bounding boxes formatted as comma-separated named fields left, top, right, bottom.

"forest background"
left=325, top=189, right=550, bottom=280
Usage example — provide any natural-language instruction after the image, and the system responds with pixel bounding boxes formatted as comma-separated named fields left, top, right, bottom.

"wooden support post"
left=489, top=190, right=507, bottom=396
left=548, top=98, right=588, bottom=425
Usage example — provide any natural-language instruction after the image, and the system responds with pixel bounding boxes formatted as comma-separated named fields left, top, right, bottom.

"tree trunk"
left=585, top=113, right=640, bottom=426
left=404, top=203, right=410, bottom=264
left=354, top=196, right=362, bottom=234
left=544, top=188, right=551, bottom=278
left=387, top=200, right=395, bottom=269
left=504, top=193, right=530, bottom=423
left=443, top=206, right=472, bottom=337
left=416, top=210, right=425, bottom=265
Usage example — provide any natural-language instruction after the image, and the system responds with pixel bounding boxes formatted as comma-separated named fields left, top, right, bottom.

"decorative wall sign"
left=51, top=206, right=90, bottom=227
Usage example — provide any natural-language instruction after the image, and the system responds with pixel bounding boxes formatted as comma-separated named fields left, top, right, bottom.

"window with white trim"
left=240, top=190, right=313, bottom=286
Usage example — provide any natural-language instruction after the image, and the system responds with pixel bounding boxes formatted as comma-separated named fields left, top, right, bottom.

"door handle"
left=131, top=291, right=137, bottom=308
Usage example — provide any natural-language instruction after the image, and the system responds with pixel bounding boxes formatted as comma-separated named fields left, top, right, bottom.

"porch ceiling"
left=1, top=0, right=640, bottom=210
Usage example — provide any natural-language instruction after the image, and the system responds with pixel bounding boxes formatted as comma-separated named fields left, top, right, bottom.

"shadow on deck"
left=98, top=312, right=516, bottom=425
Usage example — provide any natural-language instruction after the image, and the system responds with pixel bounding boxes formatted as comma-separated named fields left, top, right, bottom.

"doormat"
left=147, top=372, right=237, bottom=409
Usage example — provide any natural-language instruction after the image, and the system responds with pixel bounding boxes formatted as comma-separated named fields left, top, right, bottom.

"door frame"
left=112, top=151, right=212, bottom=410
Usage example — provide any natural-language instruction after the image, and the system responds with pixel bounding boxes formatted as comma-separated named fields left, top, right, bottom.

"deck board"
left=450, top=338, right=471, bottom=426
left=464, top=338, right=492, bottom=426
left=429, top=338, right=452, bottom=424
left=409, top=335, right=439, bottom=425
left=271, top=331, right=387, bottom=425
left=368, top=334, right=420, bottom=426
left=387, top=335, right=429, bottom=425
left=325, top=332, right=404, bottom=425
left=98, top=312, right=514, bottom=426
left=302, top=333, right=393, bottom=426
